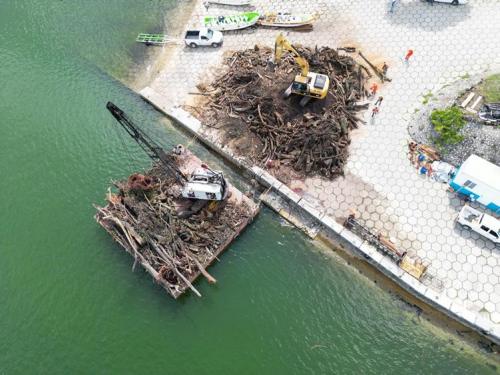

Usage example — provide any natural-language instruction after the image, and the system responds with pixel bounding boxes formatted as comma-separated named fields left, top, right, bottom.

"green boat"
left=203, top=11, right=260, bottom=31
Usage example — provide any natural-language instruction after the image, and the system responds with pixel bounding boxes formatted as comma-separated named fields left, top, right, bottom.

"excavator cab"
left=274, top=33, right=329, bottom=106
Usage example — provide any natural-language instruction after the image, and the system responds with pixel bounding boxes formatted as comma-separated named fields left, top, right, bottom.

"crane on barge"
left=106, top=101, right=227, bottom=201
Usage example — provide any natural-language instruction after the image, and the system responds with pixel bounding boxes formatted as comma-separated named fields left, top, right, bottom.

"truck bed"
left=185, top=31, right=200, bottom=39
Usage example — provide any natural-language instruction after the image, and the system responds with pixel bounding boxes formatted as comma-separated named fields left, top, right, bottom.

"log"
left=358, top=51, right=392, bottom=82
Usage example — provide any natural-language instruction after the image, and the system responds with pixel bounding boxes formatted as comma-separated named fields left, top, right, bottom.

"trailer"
left=449, top=154, right=500, bottom=214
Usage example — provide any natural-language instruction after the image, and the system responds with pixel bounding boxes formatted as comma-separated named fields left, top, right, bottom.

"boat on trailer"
left=206, top=0, right=252, bottom=5
left=258, top=12, right=318, bottom=28
left=203, top=11, right=260, bottom=31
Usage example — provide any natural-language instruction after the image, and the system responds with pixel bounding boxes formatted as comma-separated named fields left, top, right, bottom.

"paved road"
left=145, top=0, right=500, bottom=334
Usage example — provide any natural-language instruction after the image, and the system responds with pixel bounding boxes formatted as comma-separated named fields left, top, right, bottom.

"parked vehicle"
left=456, top=205, right=500, bottom=244
left=423, top=0, right=467, bottom=5
left=478, top=103, right=500, bottom=124
left=449, top=154, right=500, bottom=214
left=184, top=28, right=223, bottom=48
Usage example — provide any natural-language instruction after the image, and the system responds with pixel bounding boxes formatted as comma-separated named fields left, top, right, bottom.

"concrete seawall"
left=140, top=86, right=500, bottom=345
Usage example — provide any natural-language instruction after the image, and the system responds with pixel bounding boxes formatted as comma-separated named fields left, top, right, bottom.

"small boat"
left=203, top=11, right=260, bottom=31
left=258, top=12, right=318, bottom=28
left=206, top=0, right=252, bottom=5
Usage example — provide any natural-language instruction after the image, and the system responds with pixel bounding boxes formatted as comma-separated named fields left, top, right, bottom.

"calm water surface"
left=0, top=1, right=497, bottom=373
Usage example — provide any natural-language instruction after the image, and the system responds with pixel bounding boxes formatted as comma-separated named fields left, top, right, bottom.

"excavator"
left=273, top=33, right=330, bottom=107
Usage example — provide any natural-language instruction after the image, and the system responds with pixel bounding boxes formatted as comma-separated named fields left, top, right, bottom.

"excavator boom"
left=274, top=33, right=309, bottom=77
left=273, top=33, right=329, bottom=103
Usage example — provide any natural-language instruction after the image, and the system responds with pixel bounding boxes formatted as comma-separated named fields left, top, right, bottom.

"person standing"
left=404, top=49, right=414, bottom=62
left=389, top=0, right=398, bottom=13
left=371, top=106, right=380, bottom=117
left=381, top=62, right=388, bottom=75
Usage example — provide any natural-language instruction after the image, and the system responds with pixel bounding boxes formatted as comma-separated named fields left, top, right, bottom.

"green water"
left=0, top=1, right=496, bottom=373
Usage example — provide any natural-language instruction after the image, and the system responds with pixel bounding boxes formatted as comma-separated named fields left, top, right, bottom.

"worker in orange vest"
left=404, top=49, right=414, bottom=62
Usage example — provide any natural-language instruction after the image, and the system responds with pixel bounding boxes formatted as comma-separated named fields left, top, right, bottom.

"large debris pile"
left=95, top=161, right=257, bottom=298
left=201, top=45, right=368, bottom=178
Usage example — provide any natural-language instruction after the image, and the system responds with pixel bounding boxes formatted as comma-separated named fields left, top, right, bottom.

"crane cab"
left=181, top=167, right=227, bottom=201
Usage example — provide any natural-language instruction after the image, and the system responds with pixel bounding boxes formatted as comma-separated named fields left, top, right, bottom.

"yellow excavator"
left=274, top=33, right=330, bottom=106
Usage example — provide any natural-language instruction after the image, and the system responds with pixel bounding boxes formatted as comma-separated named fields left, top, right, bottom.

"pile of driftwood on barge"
left=95, top=102, right=259, bottom=299
left=95, top=148, right=259, bottom=298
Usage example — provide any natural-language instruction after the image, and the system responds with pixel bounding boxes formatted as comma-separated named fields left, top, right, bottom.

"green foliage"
left=430, top=106, right=465, bottom=147
left=422, top=91, right=433, bottom=105
left=478, top=74, right=500, bottom=102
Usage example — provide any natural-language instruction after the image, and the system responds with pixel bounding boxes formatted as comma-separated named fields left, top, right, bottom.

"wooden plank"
left=460, top=92, right=475, bottom=108
left=470, top=95, right=483, bottom=110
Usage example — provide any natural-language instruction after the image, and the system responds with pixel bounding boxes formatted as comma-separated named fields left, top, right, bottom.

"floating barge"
left=95, top=149, right=259, bottom=298
left=95, top=103, right=259, bottom=298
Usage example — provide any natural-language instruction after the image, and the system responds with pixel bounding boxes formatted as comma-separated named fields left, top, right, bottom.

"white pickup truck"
left=184, top=28, right=223, bottom=48
left=456, top=205, right=500, bottom=244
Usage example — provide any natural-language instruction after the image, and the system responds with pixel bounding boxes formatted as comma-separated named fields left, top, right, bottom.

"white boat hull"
left=207, top=0, right=251, bottom=5
left=258, top=13, right=317, bottom=28
left=258, top=21, right=312, bottom=27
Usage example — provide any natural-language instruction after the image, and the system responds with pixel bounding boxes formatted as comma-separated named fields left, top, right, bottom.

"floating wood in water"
left=94, top=147, right=259, bottom=299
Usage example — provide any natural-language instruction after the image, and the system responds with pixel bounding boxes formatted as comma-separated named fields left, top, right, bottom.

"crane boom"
left=106, top=101, right=186, bottom=182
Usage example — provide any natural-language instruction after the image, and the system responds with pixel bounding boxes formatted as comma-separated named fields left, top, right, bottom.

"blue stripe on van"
left=449, top=183, right=480, bottom=201
left=486, top=202, right=500, bottom=213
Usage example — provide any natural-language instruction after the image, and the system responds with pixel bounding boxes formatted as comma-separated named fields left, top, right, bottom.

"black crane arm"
left=106, top=102, right=186, bottom=182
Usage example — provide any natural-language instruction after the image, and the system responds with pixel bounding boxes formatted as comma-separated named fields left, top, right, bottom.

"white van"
left=449, top=155, right=500, bottom=214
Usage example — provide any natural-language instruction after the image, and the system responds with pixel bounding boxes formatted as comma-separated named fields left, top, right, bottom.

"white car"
left=184, top=28, right=223, bottom=48
left=456, top=205, right=500, bottom=244
left=423, top=0, right=467, bottom=4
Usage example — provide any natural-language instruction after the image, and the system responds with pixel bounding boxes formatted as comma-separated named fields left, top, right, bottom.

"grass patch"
left=430, top=106, right=465, bottom=147
left=422, top=91, right=433, bottom=105
left=460, top=73, right=470, bottom=80
left=478, top=73, right=500, bottom=102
